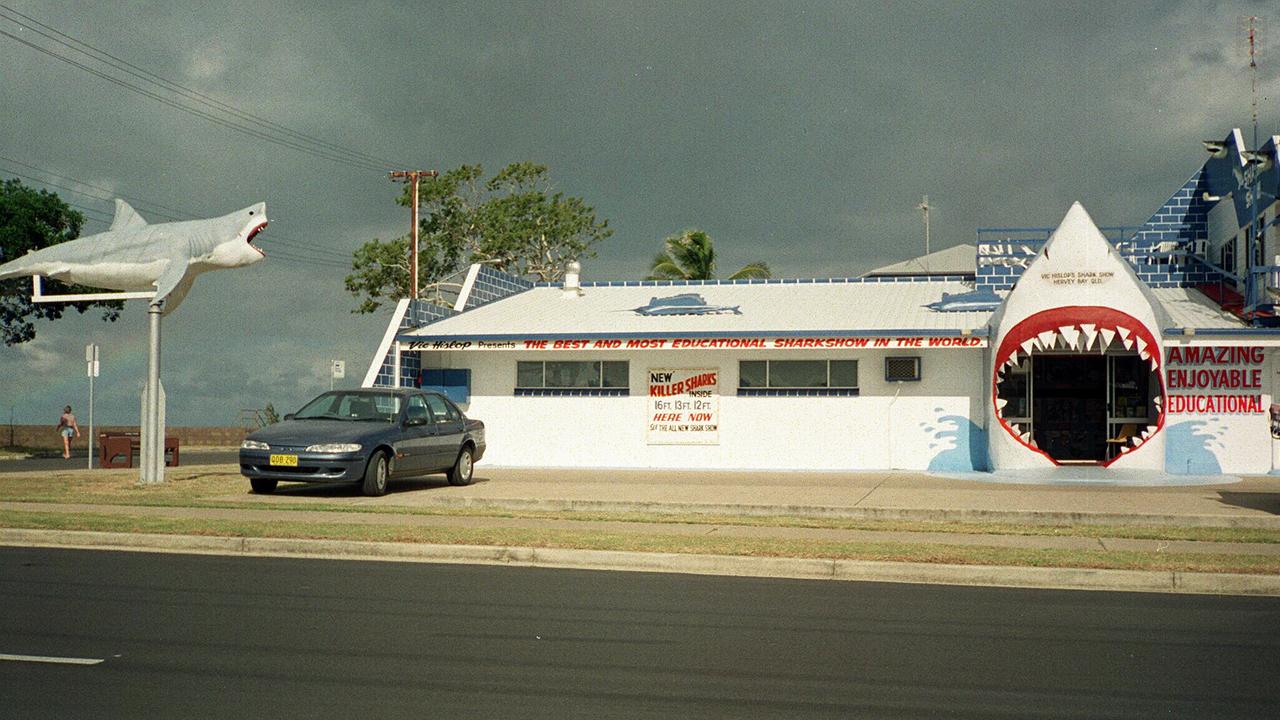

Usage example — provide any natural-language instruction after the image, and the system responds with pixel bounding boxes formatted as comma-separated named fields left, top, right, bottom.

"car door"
left=423, top=392, right=463, bottom=469
left=395, top=394, right=436, bottom=476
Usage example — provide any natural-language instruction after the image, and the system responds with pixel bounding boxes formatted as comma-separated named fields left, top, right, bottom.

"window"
left=738, top=360, right=858, bottom=396
left=423, top=393, right=458, bottom=423
left=1221, top=237, right=1236, bottom=272
left=406, top=395, right=431, bottom=424
left=420, top=368, right=471, bottom=404
left=885, top=356, right=922, bottom=382
left=516, top=361, right=629, bottom=396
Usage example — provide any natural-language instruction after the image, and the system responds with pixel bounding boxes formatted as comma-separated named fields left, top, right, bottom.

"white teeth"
left=1100, top=327, right=1116, bottom=349
left=1058, top=325, right=1081, bottom=349
left=1037, top=330, right=1057, bottom=349
left=1117, top=327, right=1134, bottom=350
left=1149, top=356, right=1159, bottom=372
left=1021, top=339, right=1037, bottom=355
left=1019, top=431, right=1032, bottom=444
left=1144, top=424, right=1157, bottom=437
left=1080, top=324, right=1098, bottom=350
left=996, top=398, right=1008, bottom=411
left=1130, top=435, right=1144, bottom=448
left=1154, top=396, right=1163, bottom=407
left=1136, top=337, right=1149, bottom=357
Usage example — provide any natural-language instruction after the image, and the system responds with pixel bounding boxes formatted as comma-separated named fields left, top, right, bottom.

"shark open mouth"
left=992, top=306, right=1165, bottom=466
left=247, top=221, right=268, bottom=256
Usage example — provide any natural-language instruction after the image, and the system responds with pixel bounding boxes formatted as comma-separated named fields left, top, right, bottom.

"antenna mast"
left=917, top=195, right=930, bottom=259
left=1247, top=15, right=1260, bottom=149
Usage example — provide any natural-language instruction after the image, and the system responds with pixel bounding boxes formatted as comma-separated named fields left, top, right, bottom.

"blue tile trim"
left=736, top=388, right=860, bottom=397
left=514, top=388, right=630, bottom=397
left=530, top=275, right=973, bottom=287
left=398, top=327, right=990, bottom=343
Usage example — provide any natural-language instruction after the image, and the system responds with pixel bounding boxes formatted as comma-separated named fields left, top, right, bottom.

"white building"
left=365, top=131, right=1280, bottom=475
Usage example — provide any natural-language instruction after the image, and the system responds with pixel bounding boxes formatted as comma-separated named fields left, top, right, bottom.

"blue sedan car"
left=239, top=388, right=485, bottom=496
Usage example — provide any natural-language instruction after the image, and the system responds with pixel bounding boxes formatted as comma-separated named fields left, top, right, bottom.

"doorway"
left=1031, top=355, right=1107, bottom=462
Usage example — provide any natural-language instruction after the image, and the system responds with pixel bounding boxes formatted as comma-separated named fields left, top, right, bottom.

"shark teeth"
left=1058, top=325, right=1081, bottom=350
left=1099, top=327, right=1116, bottom=349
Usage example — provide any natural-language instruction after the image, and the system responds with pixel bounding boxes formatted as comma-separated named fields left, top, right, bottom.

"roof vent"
left=563, top=260, right=583, bottom=298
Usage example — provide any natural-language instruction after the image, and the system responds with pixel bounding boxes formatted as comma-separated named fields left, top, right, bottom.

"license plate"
left=269, top=454, right=298, bottom=467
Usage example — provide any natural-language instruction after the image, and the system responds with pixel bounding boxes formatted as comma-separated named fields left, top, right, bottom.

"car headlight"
left=241, top=440, right=270, bottom=450
left=305, top=443, right=362, bottom=453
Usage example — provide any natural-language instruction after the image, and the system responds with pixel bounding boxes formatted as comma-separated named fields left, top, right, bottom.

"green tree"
left=0, top=178, right=122, bottom=345
left=647, top=229, right=771, bottom=281
left=345, top=162, right=612, bottom=313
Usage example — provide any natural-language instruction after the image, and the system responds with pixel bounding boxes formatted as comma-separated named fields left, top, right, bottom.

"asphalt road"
left=0, top=547, right=1276, bottom=719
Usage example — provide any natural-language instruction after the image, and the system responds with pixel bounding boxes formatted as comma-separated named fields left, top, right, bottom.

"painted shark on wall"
left=0, top=200, right=267, bottom=314
left=987, top=202, right=1171, bottom=470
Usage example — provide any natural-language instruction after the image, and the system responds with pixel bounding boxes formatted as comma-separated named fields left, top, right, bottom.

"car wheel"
left=362, top=450, right=389, bottom=497
left=249, top=478, right=277, bottom=494
left=447, top=445, right=474, bottom=486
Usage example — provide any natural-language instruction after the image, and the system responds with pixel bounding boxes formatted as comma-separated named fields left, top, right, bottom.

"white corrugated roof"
left=865, top=244, right=976, bottom=276
left=1149, top=287, right=1249, bottom=329
left=401, top=280, right=991, bottom=339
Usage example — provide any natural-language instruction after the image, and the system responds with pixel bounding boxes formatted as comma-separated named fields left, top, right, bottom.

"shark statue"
left=0, top=200, right=268, bottom=314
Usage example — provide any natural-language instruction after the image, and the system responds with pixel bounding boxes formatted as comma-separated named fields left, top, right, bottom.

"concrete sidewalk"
left=208, top=467, right=1280, bottom=529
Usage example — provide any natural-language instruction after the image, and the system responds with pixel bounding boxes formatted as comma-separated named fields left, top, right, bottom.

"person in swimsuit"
left=56, top=405, right=80, bottom=459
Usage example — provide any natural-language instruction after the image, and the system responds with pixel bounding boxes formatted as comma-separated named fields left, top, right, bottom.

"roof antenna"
left=917, top=195, right=931, bottom=268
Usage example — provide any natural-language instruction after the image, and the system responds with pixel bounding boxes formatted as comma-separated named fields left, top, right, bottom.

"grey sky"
left=1, top=0, right=1276, bottom=425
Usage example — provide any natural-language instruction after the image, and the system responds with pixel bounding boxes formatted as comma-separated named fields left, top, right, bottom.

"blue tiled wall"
left=464, top=266, right=534, bottom=309
left=371, top=267, right=534, bottom=388
left=974, top=170, right=1227, bottom=292
left=371, top=299, right=456, bottom=388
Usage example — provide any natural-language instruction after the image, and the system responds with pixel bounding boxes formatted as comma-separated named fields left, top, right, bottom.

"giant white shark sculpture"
left=0, top=200, right=267, bottom=314
left=987, top=202, right=1171, bottom=470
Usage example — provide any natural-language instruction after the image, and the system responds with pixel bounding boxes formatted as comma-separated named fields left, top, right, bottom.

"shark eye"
left=249, top=211, right=255, bottom=215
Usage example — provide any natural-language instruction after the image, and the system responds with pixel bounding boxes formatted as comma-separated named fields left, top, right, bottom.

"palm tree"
left=647, top=229, right=771, bottom=280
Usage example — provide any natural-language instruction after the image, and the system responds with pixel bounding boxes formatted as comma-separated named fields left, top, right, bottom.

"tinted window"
left=407, top=395, right=431, bottom=424
left=768, top=360, right=828, bottom=388
left=423, top=394, right=452, bottom=422
left=516, top=362, right=544, bottom=388
left=738, top=361, right=767, bottom=388
left=602, top=361, right=629, bottom=388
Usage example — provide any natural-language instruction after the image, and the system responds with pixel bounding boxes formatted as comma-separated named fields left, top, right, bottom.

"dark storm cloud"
left=0, top=0, right=1276, bottom=424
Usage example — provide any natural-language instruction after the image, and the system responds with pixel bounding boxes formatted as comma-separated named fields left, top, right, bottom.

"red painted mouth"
left=247, top=221, right=267, bottom=256
left=992, top=306, right=1165, bottom=467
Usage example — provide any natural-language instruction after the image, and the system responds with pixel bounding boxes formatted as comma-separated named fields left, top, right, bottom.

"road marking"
left=0, top=653, right=104, bottom=666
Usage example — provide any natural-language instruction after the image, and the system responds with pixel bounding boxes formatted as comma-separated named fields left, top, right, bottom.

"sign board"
left=647, top=368, right=719, bottom=445
left=331, top=360, right=345, bottom=379
left=1165, top=346, right=1266, bottom=414
left=85, top=343, right=99, bottom=378
left=404, top=336, right=985, bottom=352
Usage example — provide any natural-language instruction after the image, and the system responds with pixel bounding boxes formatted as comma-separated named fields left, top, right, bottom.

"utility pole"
left=389, top=170, right=439, bottom=300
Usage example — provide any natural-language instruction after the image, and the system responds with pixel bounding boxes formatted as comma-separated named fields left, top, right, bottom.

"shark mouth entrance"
left=993, top=306, right=1165, bottom=466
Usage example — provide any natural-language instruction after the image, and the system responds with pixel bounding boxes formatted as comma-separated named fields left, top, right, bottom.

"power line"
left=0, top=23, right=390, bottom=173
left=0, top=158, right=354, bottom=260
left=0, top=3, right=398, bottom=171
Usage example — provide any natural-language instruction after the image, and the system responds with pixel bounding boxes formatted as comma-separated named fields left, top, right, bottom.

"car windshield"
left=293, top=392, right=402, bottom=422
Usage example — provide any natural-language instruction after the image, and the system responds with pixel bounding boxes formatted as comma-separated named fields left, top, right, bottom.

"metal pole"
left=142, top=303, right=163, bottom=484
left=87, top=362, right=94, bottom=470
